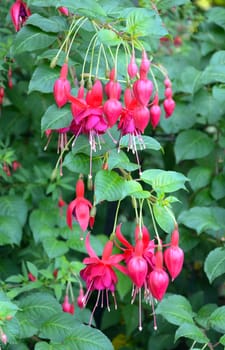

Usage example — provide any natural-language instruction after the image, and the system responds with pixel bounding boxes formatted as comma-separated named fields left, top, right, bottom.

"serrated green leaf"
left=175, top=323, right=209, bottom=344
left=0, top=196, right=28, bottom=226
left=29, top=65, right=60, bottom=94
left=2, top=317, right=20, bottom=344
left=153, top=203, right=175, bottom=233
left=0, top=216, right=23, bottom=245
left=156, top=295, right=194, bottom=326
left=200, top=65, right=225, bottom=85
left=175, top=130, right=214, bottom=163
left=27, top=261, right=38, bottom=278
left=42, top=237, right=69, bottom=258
left=41, top=104, right=72, bottom=132
left=209, top=306, right=225, bottom=333
left=141, top=169, right=188, bottom=193
left=178, top=207, right=225, bottom=235
left=62, top=324, right=114, bottom=350
left=63, top=153, right=102, bottom=175
left=17, top=293, right=62, bottom=334
left=204, top=247, right=225, bottom=283
left=0, top=301, right=18, bottom=319
left=12, top=26, right=56, bottom=54
left=94, top=170, right=143, bottom=204
left=39, top=313, right=79, bottom=341
left=26, top=14, right=67, bottom=33
left=188, top=166, right=212, bottom=191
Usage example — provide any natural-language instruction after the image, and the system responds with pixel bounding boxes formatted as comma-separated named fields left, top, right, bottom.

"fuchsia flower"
left=66, top=178, right=92, bottom=232
left=164, top=227, right=184, bottom=281
left=58, top=6, right=69, bottom=16
left=80, top=233, right=126, bottom=324
left=10, top=0, right=31, bottom=32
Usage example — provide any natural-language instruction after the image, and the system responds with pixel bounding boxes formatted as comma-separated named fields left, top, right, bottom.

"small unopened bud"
left=50, top=56, right=58, bottom=69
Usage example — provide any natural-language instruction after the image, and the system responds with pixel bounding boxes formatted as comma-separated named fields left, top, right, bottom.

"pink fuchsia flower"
left=148, top=250, right=169, bottom=301
left=10, top=0, right=31, bottom=32
left=80, top=233, right=127, bottom=324
left=66, top=178, right=92, bottom=232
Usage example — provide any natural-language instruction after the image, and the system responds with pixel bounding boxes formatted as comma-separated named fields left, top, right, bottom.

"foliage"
left=0, top=1, right=225, bottom=350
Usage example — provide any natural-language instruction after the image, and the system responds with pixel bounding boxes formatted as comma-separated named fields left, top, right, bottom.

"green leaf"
left=39, top=313, right=80, bottom=341
left=108, top=149, right=139, bottom=172
left=42, top=237, right=69, bottom=258
left=29, top=65, right=60, bottom=94
left=220, top=334, right=225, bottom=346
left=0, top=196, right=28, bottom=226
left=126, top=8, right=167, bottom=38
left=161, top=102, right=197, bottom=134
left=17, top=293, right=62, bottom=335
left=209, top=306, right=225, bottom=333
left=116, top=271, right=132, bottom=300
left=59, top=0, right=107, bottom=18
left=0, top=216, right=23, bottom=245
left=204, top=247, right=225, bottom=283
left=62, top=324, right=114, bottom=350
left=2, top=317, right=20, bottom=344
left=141, top=169, right=188, bottom=193
left=195, top=304, right=217, bottom=328
left=175, top=323, right=209, bottom=344
left=97, top=29, right=121, bottom=46
left=29, top=207, right=60, bottom=243
left=27, top=261, right=38, bottom=278
left=211, top=174, right=225, bottom=200
left=122, top=304, right=139, bottom=336
left=35, top=343, right=53, bottom=350
left=153, top=203, right=175, bottom=233
left=175, top=130, right=214, bottom=163
left=41, top=104, right=72, bottom=132
left=207, top=7, right=225, bottom=29
left=178, top=207, right=225, bottom=235
left=12, top=26, right=56, bottom=55
left=200, top=65, right=225, bottom=85
left=156, top=0, right=190, bottom=10
left=120, top=135, right=161, bottom=151
left=63, top=153, right=102, bottom=175
left=188, top=166, right=212, bottom=191
left=26, top=14, right=67, bottom=33
left=94, top=170, right=143, bottom=204
left=156, top=295, right=194, bottom=326
left=0, top=301, right=18, bottom=319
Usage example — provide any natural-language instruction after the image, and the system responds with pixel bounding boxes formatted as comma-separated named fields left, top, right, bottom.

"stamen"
left=101, top=290, right=104, bottom=308
left=82, top=280, right=94, bottom=306
left=89, top=290, right=101, bottom=326
left=106, top=289, right=110, bottom=312
left=138, top=289, right=143, bottom=331
left=150, top=294, right=158, bottom=331
left=112, top=292, right=117, bottom=310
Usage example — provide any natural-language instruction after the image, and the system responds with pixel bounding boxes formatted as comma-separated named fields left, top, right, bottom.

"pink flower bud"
left=127, top=54, right=138, bottom=79
left=133, top=78, right=153, bottom=106
left=62, top=295, right=71, bottom=313
left=103, top=98, right=122, bottom=127
left=133, top=105, right=150, bottom=133
left=163, top=98, right=175, bottom=118
left=127, top=255, right=148, bottom=288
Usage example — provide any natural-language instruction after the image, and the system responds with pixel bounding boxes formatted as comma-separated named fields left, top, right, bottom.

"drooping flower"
left=10, top=0, right=31, bottom=32
left=66, top=178, right=92, bottom=232
left=80, top=234, right=126, bottom=324
left=148, top=250, right=169, bottom=301
left=164, top=227, right=184, bottom=281
left=58, top=6, right=69, bottom=16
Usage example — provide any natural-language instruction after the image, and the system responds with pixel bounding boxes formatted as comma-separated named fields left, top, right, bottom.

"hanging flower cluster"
left=77, top=225, right=184, bottom=330
left=49, top=45, right=175, bottom=177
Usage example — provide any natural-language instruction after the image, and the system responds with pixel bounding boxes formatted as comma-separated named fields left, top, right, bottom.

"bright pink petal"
left=85, top=233, right=98, bottom=258
left=66, top=199, right=77, bottom=229
left=75, top=199, right=90, bottom=232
